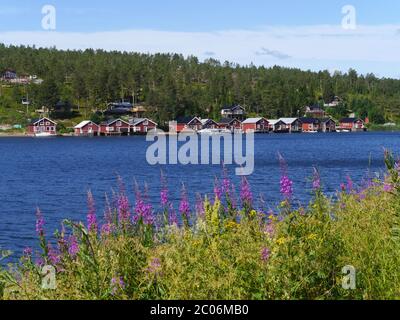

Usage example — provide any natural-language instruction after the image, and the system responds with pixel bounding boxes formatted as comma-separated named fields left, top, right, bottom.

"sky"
left=1, top=0, right=400, bottom=78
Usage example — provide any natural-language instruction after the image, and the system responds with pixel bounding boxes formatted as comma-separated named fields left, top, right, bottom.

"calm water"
left=0, top=132, right=399, bottom=262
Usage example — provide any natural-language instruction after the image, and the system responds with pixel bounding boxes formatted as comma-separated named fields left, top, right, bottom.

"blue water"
left=0, top=132, right=399, bottom=263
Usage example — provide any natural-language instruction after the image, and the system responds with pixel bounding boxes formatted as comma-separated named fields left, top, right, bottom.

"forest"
left=1, top=43, right=400, bottom=126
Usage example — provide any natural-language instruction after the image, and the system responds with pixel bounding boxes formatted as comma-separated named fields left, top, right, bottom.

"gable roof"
left=268, top=119, right=285, bottom=125
left=102, top=118, right=130, bottom=126
left=242, top=117, right=267, bottom=124
left=320, top=118, right=336, bottom=124
left=340, top=117, right=363, bottom=123
left=299, top=117, right=321, bottom=124
left=130, top=118, right=158, bottom=126
left=218, top=117, right=241, bottom=124
left=74, top=121, right=99, bottom=129
left=221, top=104, right=245, bottom=112
left=30, top=117, right=57, bottom=125
left=201, top=119, right=218, bottom=125
left=175, top=116, right=201, bottom=124
left=279, top=118, right=299, bottom=124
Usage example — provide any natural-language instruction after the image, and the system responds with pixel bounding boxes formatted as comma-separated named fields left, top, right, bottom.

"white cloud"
left=1, top=24, right=399, bottom=78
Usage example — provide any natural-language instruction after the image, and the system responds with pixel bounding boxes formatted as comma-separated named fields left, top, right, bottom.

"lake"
left=0, top=132, right=399, bottom=262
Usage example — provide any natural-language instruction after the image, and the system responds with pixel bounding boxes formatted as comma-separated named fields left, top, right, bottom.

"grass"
left=1, top=152, right=400, bottom=300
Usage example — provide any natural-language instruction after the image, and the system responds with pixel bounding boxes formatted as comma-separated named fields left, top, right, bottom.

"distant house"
left=218, top=118, right=242, bottom=132
left=99, top=119, right=130, bottom=136
left=268, top=119, right=286, bottom=133
left=2, top=69, right=17, bottom=80
left=279, top=118, right=301, bottom=133
left=74, top=121, right=100, bottom=136
left=106, top=101, right=133, bottom=115
left=27, top=117, right=57, bottom=136
left=200, top=119, right=219, bottom=129
left=320, top=118, right=336, bottom=132
left=339, top=118, right=366, bottom=132
left=242, top=118, right=269, bottom=133
left=324, top=96, right=342, bottom=108
left=130, top=118, right=157, bottom=134
left=299, top=118, right=321, bottom=132
left=220, top=105, right=246, bottom=121
left=170, top=117, right=203, bottom=133
left=305, top=105, right=326, bottom=118
left=131, top=105, right=147, bottom=118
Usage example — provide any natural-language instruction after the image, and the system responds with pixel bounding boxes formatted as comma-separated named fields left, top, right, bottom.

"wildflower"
left=214, top=177, right=222, bottom=200
left=240, top=176, right=253, bottom=207
left=168, top=206, right=178, bottom=226
left=111, top=276, right=126, bottom=295
left=346, top=176, right=354, bottom=193
left=35, top=208, right=45, bottom=237
left=276, top=237, right=287, bottom=246
left=67, top=235, right=79, bottom=258
left=179, top=184, right=190, bottom=224
left=118, top=194, right=131, bottom=225
left=146, top=257, right=162, bottom=276
left=195, top=194, right=205, bottom=219
left=384, top=183, right=394, bottom=193
left=23, top=247, right=33, bottom=257
left=312, top=167, right=321, bottom=191
left=307, top=233, right=318, bottom=241
left=101, top=194, right=114, bottom=235
left=280, top=175, right=293, bottom=199
left=87, top=191, right=97, bottom=233
left=47, top=244, right=60, bottom=266
left=160, top=171, right=169, bottom=207
left=264, top=223, right=275, bottom=238
left=261, top=247, right=271, bottom=263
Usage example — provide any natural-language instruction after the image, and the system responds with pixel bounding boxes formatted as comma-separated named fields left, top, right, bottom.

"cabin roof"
left=340, top=117, right=362, bottom=123
left=300, top=117, right=321, bottom=124
left=279, top=118, right=299, bottom=124
left=219, top=118, right=240, bottom=124
left=268, top=119, right=284, bottom=125
left=29, top=117, right=57, bottom=125
left=74, top=121, right=99, bottom=129
left=101, top=118, right=130, bottom=126
left=130, top=118, right=157, bottom=126
left=242, top=117, right=267, bottom=124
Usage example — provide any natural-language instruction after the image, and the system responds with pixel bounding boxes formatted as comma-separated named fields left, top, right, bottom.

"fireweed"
left=1, top=152, right=400, bottom=300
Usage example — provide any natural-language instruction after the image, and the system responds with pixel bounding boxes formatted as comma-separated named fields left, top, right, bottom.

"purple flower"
left=214, top=178, right=222, bottom=200
left=240, top=177, right=253, bottom=206
left=87, top=191, right=98, bottom=233
left=160, top=172, right=169, bottom=207
left=111, top=276, right=126, bottom=295
left=346, top=176, right=354, bottom=193
left=168, top=206, right=178, bottom=226
left=264, top=223, right=275, bottom=238
left=134, top=184, right=154, bottom=226
left=278, top=153, right=293, bottom=200
left=23, top=247, right=33, bottom=257
left=179, top=184, right=190, bottom=220
left=118, top=194, right=131, bottom=225
left=68, top=235, right=79, bottom=258
left=261, top=248, right=271, bottom=263
left=280, top=175, right=293, bottom=199
left=47, top=244, right=60, bottom=266
left=384, top=183, right=394, bottom=193
left=195, top=194, right=205, bottom=218
left=146, top=257, right=162, bottom=275
left=35, top=208, right=45, bottom=237
left=312, top=167, right=321, bottom=191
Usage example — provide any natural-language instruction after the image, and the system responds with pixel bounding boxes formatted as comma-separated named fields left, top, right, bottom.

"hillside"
left=1, top=44, right=400, bottom=126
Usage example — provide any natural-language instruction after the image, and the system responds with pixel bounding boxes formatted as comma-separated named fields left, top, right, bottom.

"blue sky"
left=1, top=0, right=400, bottom=77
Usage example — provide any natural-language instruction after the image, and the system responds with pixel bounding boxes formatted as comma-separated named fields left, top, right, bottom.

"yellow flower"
left=307, top=233, right=318, bottom=241
left=225, top=221, right=239, bottom=231
left=250, top=210, right=258, bottom=218
left=276, top=237, right=286, bottom=245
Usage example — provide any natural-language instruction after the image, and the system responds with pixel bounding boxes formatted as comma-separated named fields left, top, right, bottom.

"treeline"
left=1, top=44, right=400, bottom=124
